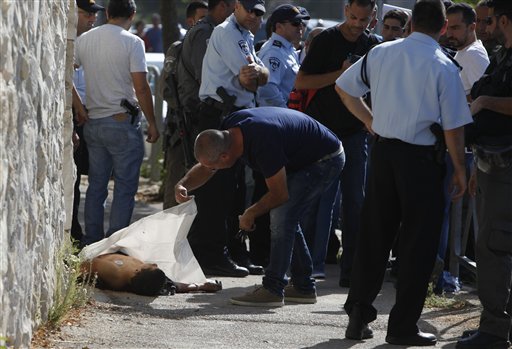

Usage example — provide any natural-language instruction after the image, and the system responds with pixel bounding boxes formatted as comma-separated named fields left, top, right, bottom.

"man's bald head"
left=194, top=129, right=232, bottom=163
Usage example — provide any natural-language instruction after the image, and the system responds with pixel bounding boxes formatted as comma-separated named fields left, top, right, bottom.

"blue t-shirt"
left=220, top=107, right=341, bottom=178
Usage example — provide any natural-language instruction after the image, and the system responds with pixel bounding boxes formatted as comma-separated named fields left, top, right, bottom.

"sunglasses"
left=282, top=21, right=304, bottom=27
left=78, top=9, right=97, bottom=17
left=243, top=6, right=264, bottom=17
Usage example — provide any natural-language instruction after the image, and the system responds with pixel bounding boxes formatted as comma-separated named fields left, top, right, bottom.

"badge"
left=268, top=57, right=281, bottom=71
left=272, top=40, right=283, bottom=48
left=238, top=40, right=250, bottom=56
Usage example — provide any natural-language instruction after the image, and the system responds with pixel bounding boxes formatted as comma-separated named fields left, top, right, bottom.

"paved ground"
left=38, top=179, right=482, bottom=349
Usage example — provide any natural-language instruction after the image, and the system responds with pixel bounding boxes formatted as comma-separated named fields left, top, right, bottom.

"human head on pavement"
left=269, top=4, right=310, bottom=44
left=234, top=0, right=265, bottom=31
left=76, top=0, right=105, bottom=36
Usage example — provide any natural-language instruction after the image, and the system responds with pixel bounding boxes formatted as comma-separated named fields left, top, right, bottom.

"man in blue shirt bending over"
left=175, top=107, right=345, bottom=306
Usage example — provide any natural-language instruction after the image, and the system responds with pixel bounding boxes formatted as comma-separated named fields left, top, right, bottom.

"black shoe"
left=202, top=258, right=249, bottom=277
left=456, top=330, right=510, bottom=349
left=345, top=305, right=373, bottom=340
left=236, top=257, right=264, bottom=275
left=386, top=331, right=437, bottom=346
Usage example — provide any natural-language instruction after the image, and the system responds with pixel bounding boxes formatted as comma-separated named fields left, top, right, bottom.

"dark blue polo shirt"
left=220, top=107, right=341, bottom=178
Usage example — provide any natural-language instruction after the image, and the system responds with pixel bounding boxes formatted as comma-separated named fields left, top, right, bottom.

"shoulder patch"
left=238, top=40, right=251, bottom=56
left=268, top=57, right=281, bottom=71
left=272, top=40, right=283, bottom=48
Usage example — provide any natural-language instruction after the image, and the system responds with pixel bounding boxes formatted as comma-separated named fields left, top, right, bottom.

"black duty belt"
left=203, top=97, right=225, bottom=111
left=376, top=135, right=434, bottom=149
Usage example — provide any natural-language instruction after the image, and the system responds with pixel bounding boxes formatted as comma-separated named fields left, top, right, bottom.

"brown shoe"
left=230, top=286, right=284, bottom=307
left=284, top=285, right=317, bottom=304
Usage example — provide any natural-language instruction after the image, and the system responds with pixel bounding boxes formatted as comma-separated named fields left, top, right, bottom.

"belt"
left=203, top=97, right=226, bottom=111
left=317, top=143, right=343, bottom=162
left=376, top=135, right=434, bottom=148
left=112, top=112, right=130, bottom=122
left=472, top=143, right=512, bottom=173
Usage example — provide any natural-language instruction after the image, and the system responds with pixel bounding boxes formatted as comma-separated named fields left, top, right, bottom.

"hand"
left=75, top=104, right=89, bottom=126
left=72, top=130, right=80, bottom=152
left=470, top=96, right=487, bottom=116
left=342, top=58, right=352, bottom=72
left=468, top=167, right=477, bottom=197
left=146, top=123, right=160, bottom=143
left=239, top=64, right=259, bottom=92
left=365, top=119, right=375, bottom=135
left=238, top=211, right=256, bottom=232
left=449, top=168, right=467, bottom=202
left=175, top=184, right=194, bottom=204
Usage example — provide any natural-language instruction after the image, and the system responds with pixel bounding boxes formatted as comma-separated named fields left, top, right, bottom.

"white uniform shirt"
left=199, top=14, right=264, bottom=108
left=455, top=39, right=490, bottom=95
left=75, top=24, right=147, bottom=119
left=257, top=33, right=300, bottom=107
left=336, top=32, right=473, bottom=145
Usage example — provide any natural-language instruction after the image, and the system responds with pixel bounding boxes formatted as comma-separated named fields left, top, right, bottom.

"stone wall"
left=0, top=0, right=75, bottom=347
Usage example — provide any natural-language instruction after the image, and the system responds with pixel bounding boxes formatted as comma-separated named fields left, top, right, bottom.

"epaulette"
left=272, top=40, right=283, bottom=48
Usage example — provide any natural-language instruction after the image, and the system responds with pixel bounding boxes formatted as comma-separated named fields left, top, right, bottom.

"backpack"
left=160, top=40, right=183, bottom=111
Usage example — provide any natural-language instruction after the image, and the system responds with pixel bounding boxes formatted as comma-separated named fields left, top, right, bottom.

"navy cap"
left=240, top=0, right=266, bottom=14
left=270, top=4, right=310, bottom=24
left=76, top=0, right=105, bottom=12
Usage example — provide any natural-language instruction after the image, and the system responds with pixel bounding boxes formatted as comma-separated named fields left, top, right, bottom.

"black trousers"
left=187, top=102, right=245, bottom=265
left=344, top=138, right=445, bottom=336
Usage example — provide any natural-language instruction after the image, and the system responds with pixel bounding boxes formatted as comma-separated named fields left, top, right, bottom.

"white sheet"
left=79, top=199, right=206, bottom=284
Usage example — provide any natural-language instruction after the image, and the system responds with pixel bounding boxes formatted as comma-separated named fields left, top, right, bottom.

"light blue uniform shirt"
left=336, top=32, right=473, bottom=146
left=199, top=14, right=264, bottom=108
left=257, top=33, right=299, bottom=107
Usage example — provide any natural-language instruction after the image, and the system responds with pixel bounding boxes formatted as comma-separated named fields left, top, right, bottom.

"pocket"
left=488, top=220, right=512, bottom=254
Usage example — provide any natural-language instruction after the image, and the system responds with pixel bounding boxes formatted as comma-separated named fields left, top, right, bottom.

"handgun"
left=120, top=98, right=140, bottom=124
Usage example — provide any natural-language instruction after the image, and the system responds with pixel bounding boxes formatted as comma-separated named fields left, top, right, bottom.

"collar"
left=229, top=14, right=252, bottom=37
left=270, top=32, right=294, bottom=50
left=407, top=32, right=441, bottom=49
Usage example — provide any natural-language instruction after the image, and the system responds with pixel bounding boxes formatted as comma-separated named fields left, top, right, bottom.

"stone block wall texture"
left=0, top=0, right=75, bottom=347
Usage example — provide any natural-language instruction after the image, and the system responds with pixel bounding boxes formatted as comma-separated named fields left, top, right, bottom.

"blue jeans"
left=82, top=116, right=144, bottom=246
left=262, top=153, right=344, bottom=296
left=339, top=130, right=368, bottom=281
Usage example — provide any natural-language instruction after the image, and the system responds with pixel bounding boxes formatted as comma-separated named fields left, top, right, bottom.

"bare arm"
left=72, top=84, right=88, bottom=125
left=238, top=167, right=289, bottom=231
left=335, top=85, right=374, bottom=134
left=470, top=96, right=512, bottom=116
left=444, top=126, right=467, bottom=201
left=131, top=71, right=160, bottom=143
left=294, top=60, right=351, bottom=90
left=174, top=163, right=217, bottom=203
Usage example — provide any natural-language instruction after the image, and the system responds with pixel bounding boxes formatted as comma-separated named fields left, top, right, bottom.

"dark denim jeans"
left=262, top=152, right=344, bottom=296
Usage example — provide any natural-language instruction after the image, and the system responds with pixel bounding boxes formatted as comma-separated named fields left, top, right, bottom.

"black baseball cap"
left=270, top=4, right=310, bottom=24
left=76, top=0, right=105, bottom=12
left=240, top=0, right=266, bottom=15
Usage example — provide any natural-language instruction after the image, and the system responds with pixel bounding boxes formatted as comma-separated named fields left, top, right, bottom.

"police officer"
left=182, top=0, right=269, bottom=277
left=256, top=4, right=309, bottom=107
left=336, top=0, right=472, bottom=345
left=456, top=1, right=512, bottom=348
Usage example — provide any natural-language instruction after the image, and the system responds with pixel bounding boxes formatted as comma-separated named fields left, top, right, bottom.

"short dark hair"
left=186, top=1, right=208, bottom=18
left=446, top=3, right=476, bottom=25
left=488, top=0, right=512, bottom=20
left=347, top=0, right=376, bottom=9
left=383, top=9, right=409, bottom=27
left=129, top=268, right=166, bottom=296
left=107, top=0, right=136, bottom=19
left=208, top=0, right=235, bottom=11
left=412, top=0, right=446, bottom=34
